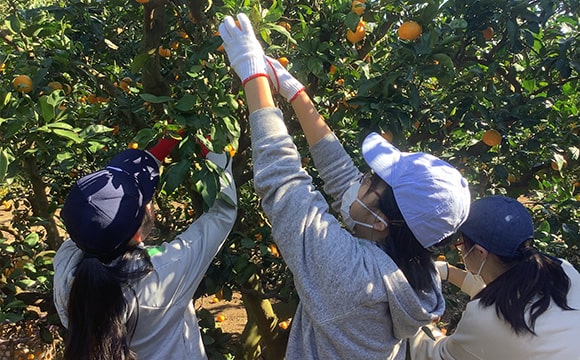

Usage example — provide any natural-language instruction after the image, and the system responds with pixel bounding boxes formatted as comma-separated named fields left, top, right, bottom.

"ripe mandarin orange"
left=13, top=75, right=33, bottom=93
left=482, top=27, right=494, bottom=41
left=346, top=21, right=366, bottom=44
left=278, top=57, right=289, bottom=68
left=352, top=0, right=366, bottom=16
left=398, top=21, right=422, bottom=41
left=482, top=129, right=501, bottom=146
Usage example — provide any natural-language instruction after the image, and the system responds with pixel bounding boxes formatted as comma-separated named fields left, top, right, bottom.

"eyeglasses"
left=359, top=172, right=383, bottom=200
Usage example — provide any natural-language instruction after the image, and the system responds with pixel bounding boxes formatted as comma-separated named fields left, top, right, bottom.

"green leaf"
left=24, top=233, right=40, bottom=247
left=197, top=170, right=218, bottom=209
left=0, top=91, right=12, bottom=110
left=0, top=148, right=8, bottom=183
left=39, top=96, right=55, bottom=123
left=132, top=128, right=157, bottom=147
left=163, top=160, right=190, bottom=195
left=420, top=2, right=440, bottom=24
left=131, top=51, right=154, bottom=74
left=140, top=94, right=173, bottom=104
left=345, top=12, right=360, bottom=31
left=174, top=94, right=198, bottom=112
left=421, top=325, right=437, bottom=340
left=53, top=129, right=83, bottom=143
left=433, top=53, right=455, bottom=76
left=79, top=124, right=113, bottom=138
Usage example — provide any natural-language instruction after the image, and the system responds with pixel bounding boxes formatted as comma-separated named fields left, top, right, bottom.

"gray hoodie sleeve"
left=309, top=132, right=362, bottom=213
left=250, top=108, right=385, bottom=316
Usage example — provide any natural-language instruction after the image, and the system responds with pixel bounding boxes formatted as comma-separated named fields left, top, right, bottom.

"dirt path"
left=196, top=291, right=247, bottom=337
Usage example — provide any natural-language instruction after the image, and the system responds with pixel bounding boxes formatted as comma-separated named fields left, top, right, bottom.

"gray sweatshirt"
left=250, top=108, right=445, bottom=359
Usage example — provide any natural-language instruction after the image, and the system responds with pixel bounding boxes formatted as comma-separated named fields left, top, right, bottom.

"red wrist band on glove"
left=242, top=73, right=269, bottom=87
left=288, top=87, right=306, bottom=103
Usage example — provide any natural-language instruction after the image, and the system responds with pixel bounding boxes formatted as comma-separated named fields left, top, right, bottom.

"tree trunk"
left=22, top=155, right=61, bottom=250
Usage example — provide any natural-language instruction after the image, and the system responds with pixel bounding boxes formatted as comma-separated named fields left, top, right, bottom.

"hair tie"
left=519, top=245, right=538, bottom=258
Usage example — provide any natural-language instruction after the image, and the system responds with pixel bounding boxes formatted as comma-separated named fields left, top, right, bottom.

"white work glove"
left=264, top=55, right=305, bottom=102
left=434, top=261, right=448, bottom=281
left=219, top=14, right=268, bottom=85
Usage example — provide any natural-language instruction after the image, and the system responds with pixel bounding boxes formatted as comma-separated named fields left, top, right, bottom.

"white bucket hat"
left=362, top=132, right=471, bottom=248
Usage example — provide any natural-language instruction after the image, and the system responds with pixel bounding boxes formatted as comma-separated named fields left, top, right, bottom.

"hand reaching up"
left=264, top=55, right=305, bottom=102
left=219, top=14, right=268, bottom=85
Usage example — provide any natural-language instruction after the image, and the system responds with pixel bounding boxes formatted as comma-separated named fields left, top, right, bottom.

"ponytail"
left=64, top=248, right=153, bottom=360
left=474, top=240, right=573, bottom=335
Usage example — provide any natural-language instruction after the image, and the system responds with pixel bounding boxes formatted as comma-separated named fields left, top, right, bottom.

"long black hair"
left=367, top=174, right=436, bottom=292
left=470, top=238, right=574, bottom=335
left=63, top=247, right=153, bottom=360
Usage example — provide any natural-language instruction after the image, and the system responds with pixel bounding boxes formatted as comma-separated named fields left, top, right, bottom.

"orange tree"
left=0, top=0, right=578, bottom=358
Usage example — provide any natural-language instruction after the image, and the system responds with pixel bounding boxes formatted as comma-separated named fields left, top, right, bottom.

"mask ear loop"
left=355, top=199, right=389, bottom=228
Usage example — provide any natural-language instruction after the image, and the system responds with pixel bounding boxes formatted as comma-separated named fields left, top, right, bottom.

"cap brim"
left=362, top=132, right=401, bottom=185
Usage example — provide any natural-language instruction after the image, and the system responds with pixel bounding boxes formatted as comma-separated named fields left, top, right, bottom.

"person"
left=410, top=195, right=580, bottom=359
left=218, top=13, right=471, bottom=359
left=53, top=134, right=237, bottom=359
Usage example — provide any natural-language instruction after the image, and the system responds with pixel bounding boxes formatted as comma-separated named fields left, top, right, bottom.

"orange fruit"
left=170, top=41, right=179, bottom=50
left=398, top=21, right=422, bottom=41
left=118, top=80, right=130, bottom=92
left=573, top=181, right=580, bottom=188
left=352, top=0, right=366, bottom=16
left=135, top=0, right=149, bottom=3
left=381, top=131, right=394, bottom=143
left=329, top=65, right=337, bottom=75
left=482, top=129, right=501, bottom=146
left=507, top=174, right=516, bottom=183
left=128, top=142, right=139, bottom=149
left=255, top=233, right=263, bottom=241
left=158, top=46, right=171, bottom=57
left=436, top=254, right=446, bottom=261
left=346, top=21, right=366, bottom=44
left=278, top=57, right=289, bottom=68
left=13, top=75, right=33, bottom=93
left=177, top=30, right=189, bottom=39
left=279, top=320, right=290, bottom=330
left=216, top=314, right=226, bottom=322
left=0, top=63, right=5, bottom=73
left=482, top=27, right=494, bottom=41
left=87, top=94, right=98, bottom=104
left=225, top=144, right=236, bottom=157
left=278, top=21, right=291, bottom=31
left=269, top=244, right=280, bottom=258
left=48, top=81, right=63, bottom=92
left=211, top=297, right=220, bottom=303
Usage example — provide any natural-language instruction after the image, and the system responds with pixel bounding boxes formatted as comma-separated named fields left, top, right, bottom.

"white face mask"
left=460, top=246, right=487, bottom=298
left=340, top=181, right=389, bottom=232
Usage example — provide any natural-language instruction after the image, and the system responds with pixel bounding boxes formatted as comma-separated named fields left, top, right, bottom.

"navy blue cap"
left=61, top=150, right=159, bottom=262
left=459, top=196, right=534, bottom=257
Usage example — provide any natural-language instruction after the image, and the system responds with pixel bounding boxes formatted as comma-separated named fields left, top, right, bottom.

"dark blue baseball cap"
left=61, top=149, right=159, bottom=262
left=459, top=196, right=534, bottom=257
